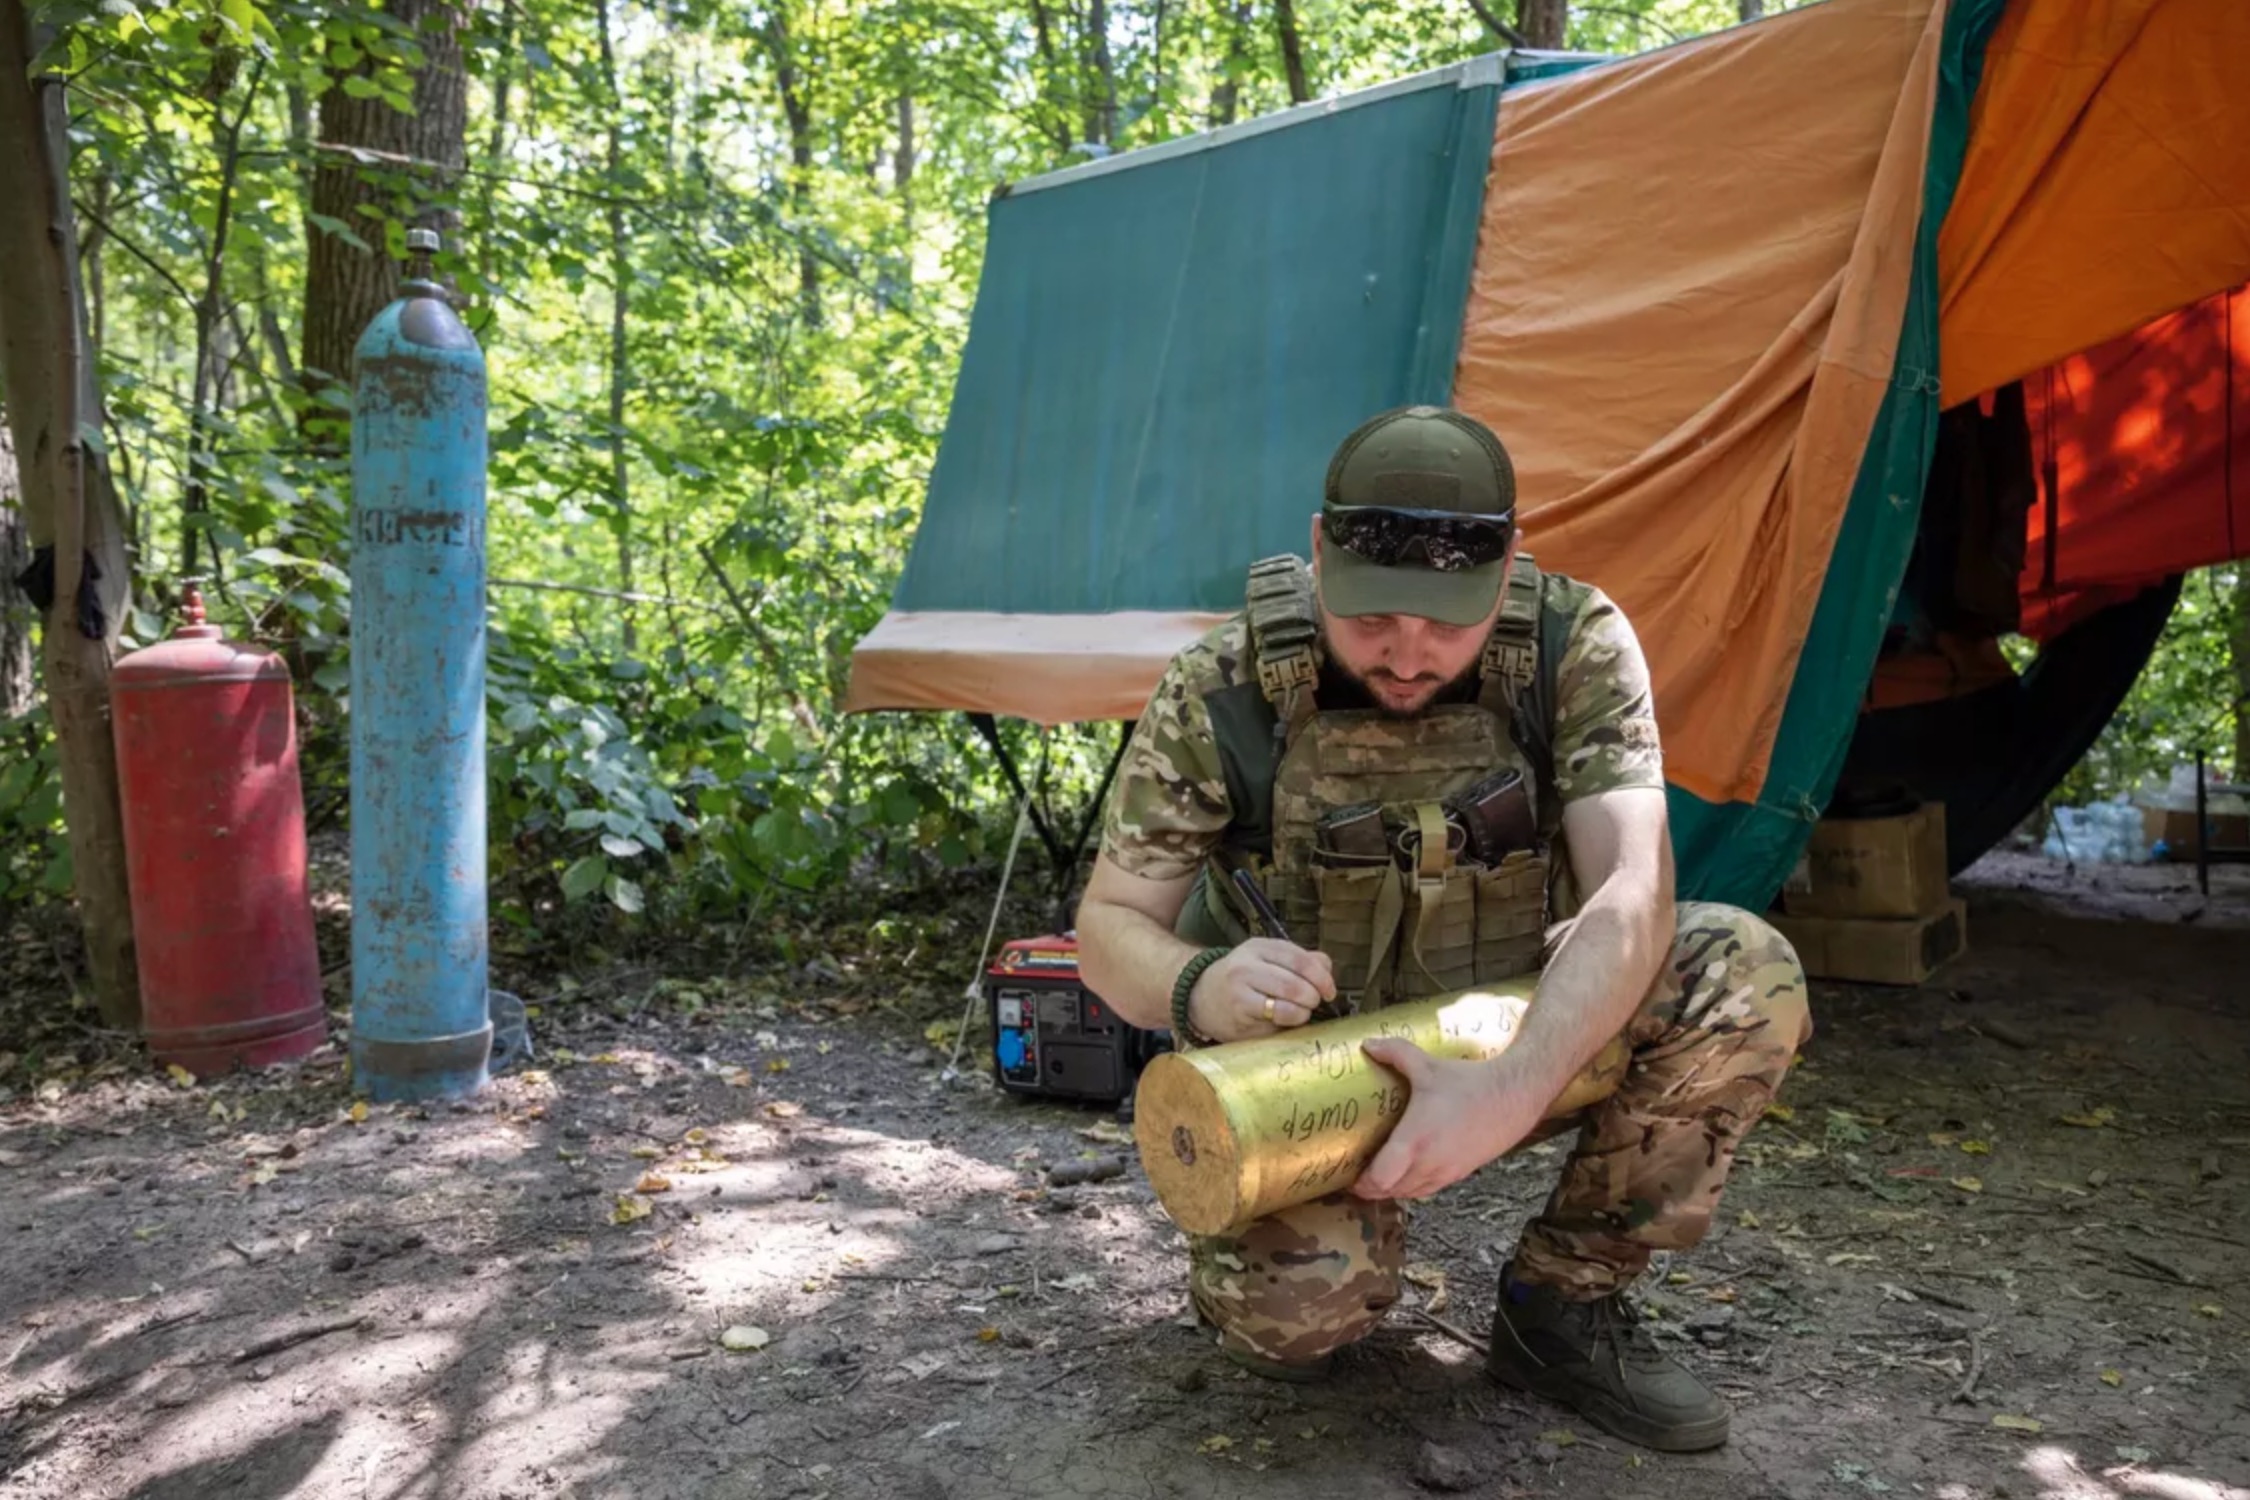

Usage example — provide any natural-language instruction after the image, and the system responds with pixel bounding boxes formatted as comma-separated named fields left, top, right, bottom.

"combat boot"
left=1484, top=1267, right=1730, bottom=1452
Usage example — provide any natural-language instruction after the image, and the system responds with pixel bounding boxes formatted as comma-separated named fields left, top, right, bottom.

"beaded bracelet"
left=1169, top=945, right=1230, bottom=1046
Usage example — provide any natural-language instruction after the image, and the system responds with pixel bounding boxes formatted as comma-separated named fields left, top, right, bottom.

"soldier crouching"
left=1075, top=406, right=1811, bottom=1453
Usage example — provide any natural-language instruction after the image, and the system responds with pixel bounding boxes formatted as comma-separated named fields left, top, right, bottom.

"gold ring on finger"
left=1262, top=996, right=1276, bottom=1022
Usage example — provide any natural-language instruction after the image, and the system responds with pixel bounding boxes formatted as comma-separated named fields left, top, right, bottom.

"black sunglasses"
left=1321, top=505, right=1514, bottom=572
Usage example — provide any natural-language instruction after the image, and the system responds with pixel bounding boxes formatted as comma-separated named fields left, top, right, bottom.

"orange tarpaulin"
left=2019, top=285, right=2249, bottom=640
left=1940, top=0, right=2250, bottom=406
left=1454, top=0, right=1949, bottom=805
left=1455, top=0, right=2250, bottom=807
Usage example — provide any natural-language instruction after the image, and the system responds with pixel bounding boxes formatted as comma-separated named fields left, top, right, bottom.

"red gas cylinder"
left=111, top=586, right=325, bottom=1076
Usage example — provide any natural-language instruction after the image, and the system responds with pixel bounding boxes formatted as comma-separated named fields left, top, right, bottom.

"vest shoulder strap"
left=1245, top=555, right=1320, bottom=710
left=1206, top=553, right=1576, bottom=852
left=1478, top=555, right=1571, bottom=832
left=1202, top=555, right=1319, bottom=860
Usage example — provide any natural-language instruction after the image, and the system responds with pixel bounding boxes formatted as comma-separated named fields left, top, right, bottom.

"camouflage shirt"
left=1099, top=567, right=1664, bottom=883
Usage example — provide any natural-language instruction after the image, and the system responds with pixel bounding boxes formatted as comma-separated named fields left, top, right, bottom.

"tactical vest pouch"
left=1313, top=861, right=1403, bottom=1011
left=1175, top=866, right=1251, bottom=949
left=1473, top=849, right=1549, bottom=980
left=1400, top=867, right=1479, bottom=998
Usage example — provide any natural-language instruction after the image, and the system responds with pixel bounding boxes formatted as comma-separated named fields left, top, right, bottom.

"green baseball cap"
left=1317, top=405, right=1517, bottom=628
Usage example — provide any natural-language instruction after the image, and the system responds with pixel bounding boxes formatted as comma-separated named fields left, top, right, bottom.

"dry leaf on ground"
left=1402, top=1262, right=1450, bottom=1314
left=1991, top=1414, right=2044, bottom=1434
left=719, top=1325, right=770, bottom=1352
left=611, top=1195, right=653, bottom=1225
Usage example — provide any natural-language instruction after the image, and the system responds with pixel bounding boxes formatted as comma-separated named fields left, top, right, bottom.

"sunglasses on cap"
left=1321, top=504, right=1514, bottom=572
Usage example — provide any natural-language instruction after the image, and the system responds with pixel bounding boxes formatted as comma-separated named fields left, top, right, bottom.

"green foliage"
left=0, top=711, right=72, bottom=910
left=4, top=0, right=2229, bottom=955
left=2038, top=565, right=2247, bottom=808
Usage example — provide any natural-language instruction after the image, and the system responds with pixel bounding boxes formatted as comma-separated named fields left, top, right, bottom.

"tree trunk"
left=1084, top=0, right=1117, bottom=145
left=0, top=0, right=140, bottom=1026
left=1516, top=0, right=1567, bottom=48
left=1739, top=0, right=1765, bottom=20
left=480, top=0, right=516, bottom=294
left=760, top=6, right=821, bottom=332
left=0, top=420, right=31, bottom=720
left=300, top=0, right=468, bottom=408
left=1274, top=0, right=1310, bottom=104
left=895, top=93, right=915, bottom=253
left=1026, top=0, right=1073, bottom=153
left=182, top=58, right=264, bottom=577
left=595, top=0, right=636, bottom=649
left=1209, top=0, right=1252, bottom=127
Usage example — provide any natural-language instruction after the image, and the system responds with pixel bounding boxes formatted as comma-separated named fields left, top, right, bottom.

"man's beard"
left=1330, top=656, right=1482, bottom=721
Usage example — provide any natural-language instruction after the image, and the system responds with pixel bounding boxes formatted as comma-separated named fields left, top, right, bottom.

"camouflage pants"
left=1186, top=900, right=1811, bottom=1367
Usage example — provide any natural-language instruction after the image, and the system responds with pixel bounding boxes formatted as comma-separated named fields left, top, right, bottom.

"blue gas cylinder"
left=348, top=229, right=491, bottom=1102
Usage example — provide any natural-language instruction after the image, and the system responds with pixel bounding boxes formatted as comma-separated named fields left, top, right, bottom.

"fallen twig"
left=1952, top=1330, right=1987, bottom=1403
left=228, top=1315, right=369, bottom=1365
left=2101, top=1262, right=2212, bottom=1291
left=2120, top=1249, right=2196, bottom=1285
left=1966, top=1017, right=2035, bottom=1051
left=1044, top=1357, right=1099, bottom=1386
left=1410, top=1307, right=1490, bottom=1357
left=1908, top=1285, right=1975, bottom=1312
left=134, top=1308, right=215, bottom=1338
left=6, top=1364, right=139, bottom=1420
left=2154, top=1224, right=2250, bottom=1252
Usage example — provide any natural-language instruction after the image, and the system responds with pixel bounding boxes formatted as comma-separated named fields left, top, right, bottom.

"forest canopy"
left=0, top=0, right=2242, bottom=1025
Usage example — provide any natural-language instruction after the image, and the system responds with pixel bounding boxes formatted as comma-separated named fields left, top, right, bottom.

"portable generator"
left=984, top=935, right=1169, bottom=1105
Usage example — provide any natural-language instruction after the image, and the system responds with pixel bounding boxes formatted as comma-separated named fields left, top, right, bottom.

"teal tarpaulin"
left=893, top=64, right=1501, bottom=617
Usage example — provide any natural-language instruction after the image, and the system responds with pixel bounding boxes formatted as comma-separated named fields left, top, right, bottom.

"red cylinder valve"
left=110, top=585, right=325, bottom=1075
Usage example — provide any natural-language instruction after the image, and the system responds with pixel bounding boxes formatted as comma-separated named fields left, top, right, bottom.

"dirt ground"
left=2, top=850, right=2247, bottom=1500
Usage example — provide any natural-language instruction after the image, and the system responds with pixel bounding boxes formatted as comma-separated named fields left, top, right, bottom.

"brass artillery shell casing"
left=1133, top=978, right=1629, bottom=1236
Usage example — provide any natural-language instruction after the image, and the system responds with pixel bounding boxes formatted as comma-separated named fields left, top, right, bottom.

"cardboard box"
left=1771, top=897, right=1967, bottom=987
left=1782, top=802, right=1949, bottom=919
left=2141, top=805, right=2250, bottom=860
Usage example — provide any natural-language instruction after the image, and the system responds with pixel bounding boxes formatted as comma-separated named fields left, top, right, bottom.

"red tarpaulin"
left=2019, top=284, right=2250, bottom=640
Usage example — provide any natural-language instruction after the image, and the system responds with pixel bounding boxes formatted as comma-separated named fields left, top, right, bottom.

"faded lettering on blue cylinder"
left=348, top=283, right=494, bottom=1104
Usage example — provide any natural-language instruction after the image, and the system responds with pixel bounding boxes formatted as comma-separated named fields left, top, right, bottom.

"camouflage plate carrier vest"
left=1180, top=553, right=1575, bottom=1015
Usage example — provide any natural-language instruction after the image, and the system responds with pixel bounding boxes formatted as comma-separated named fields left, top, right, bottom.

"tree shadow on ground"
left=4, top=859, right=2248, bottom=1499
